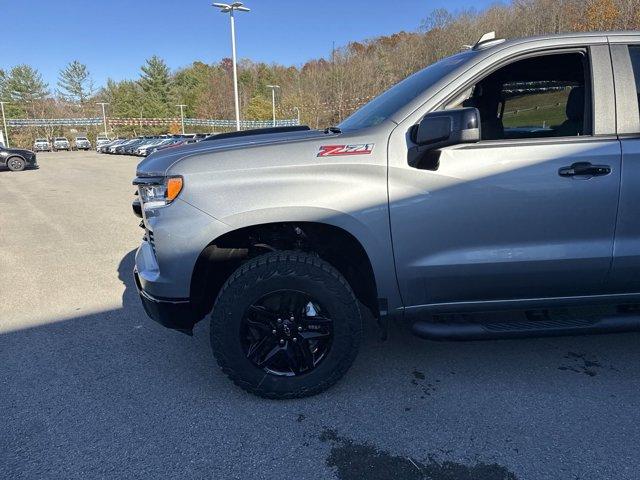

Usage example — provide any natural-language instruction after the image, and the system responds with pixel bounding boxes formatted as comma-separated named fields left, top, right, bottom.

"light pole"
left=213, top=2, right=250, bottom=131
left=0, top=101, right=9, bottom=148
left=96, top=102, right=109, bottom=137
left=176, top=104, right=187, bottom=134
left=293, top=106, right=301, bottom=125
left=266, top=85, right=280, bottom=127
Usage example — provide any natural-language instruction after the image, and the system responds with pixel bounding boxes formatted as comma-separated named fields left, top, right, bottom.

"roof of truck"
left=485, top=30, right=640, bottom=51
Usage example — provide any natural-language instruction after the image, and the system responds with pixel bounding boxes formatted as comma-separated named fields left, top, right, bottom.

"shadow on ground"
left=2, top=250, right=640, bottom=479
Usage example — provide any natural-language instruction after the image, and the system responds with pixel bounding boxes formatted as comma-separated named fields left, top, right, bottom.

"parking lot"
left=2, top=151, right=640, bottom=479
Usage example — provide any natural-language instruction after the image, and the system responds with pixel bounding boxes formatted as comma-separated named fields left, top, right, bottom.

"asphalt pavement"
left=2, top=151, right=640, bottom=479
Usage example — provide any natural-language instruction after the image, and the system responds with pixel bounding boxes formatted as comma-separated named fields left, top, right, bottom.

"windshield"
left=55, top=137, right=67, bottom=141
left=337, top=50, right=474, bottom=131
left=35, top=138, right=47, bottom=142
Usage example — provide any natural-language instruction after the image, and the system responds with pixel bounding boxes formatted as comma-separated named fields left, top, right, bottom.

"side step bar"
left=412, top=313, right=640, bottom=341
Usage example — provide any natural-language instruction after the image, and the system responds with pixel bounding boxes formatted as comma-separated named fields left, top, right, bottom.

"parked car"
left=124, top=137, right=159, bottom=155
left=133, top=31, right=640, bottom=398
left=1, top=145, right=38, bottom=171
left=73, top=136, right=92, bottom=151
left=115, top=138, right=143, bottom=155
left=110, top=138, right=137, bottom=154
left=100, top=138, right=126, bottom=153
left=52, top=137, right=70, bottom=151
left=136, top=138, right=171, bottom=156
left=33, top=138, right=51, bottom=152
left=96, top=136, right=111, bottom=151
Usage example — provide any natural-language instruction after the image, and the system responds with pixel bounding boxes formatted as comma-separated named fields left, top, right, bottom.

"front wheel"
left=210, top=251, right=362, bottom=399
left=7, top=156, right=25, bottom=171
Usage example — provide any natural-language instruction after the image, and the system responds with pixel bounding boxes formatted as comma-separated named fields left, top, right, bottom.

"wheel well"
left=190, top=222, right=379, bottom=321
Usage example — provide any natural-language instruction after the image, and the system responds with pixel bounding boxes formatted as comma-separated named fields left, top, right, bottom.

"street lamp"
left=292, top=106, right=301, bottom=125
left=0, top=101, right=10, bottom=148
left=212, top=2, right=250, bottom=131
left=176, top=104, right=187, bottom=134
left=96, top=102, right=109, bottom=137
left=266, top=85, right=280, bottom=127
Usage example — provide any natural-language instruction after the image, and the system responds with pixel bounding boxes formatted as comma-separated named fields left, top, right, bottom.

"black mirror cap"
left=414, top=107, right=481, bottom=147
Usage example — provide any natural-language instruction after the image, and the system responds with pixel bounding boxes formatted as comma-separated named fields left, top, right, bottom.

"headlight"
left=137, top=176, right=183, bottom=210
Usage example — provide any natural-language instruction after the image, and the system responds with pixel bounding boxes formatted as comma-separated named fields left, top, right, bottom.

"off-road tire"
left=7, top=156, right=25, bottom=172
left=210, top=250, right=362, bottom=399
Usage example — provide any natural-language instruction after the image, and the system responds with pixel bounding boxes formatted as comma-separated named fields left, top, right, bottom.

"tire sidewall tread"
left=210, top=250, right=362, bottom=399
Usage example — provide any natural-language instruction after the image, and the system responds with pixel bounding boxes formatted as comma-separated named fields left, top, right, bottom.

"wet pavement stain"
left=320, top=429, right=519, bottom=480
left=558, top=352, right=618, bottom=377
left=411, top=369, right=438, bottom=398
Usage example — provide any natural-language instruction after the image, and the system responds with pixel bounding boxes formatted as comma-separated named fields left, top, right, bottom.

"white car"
left=74, top=136, right=92, bottom=151
left=96, top=135, right=110, bottom=151
left=52, top=137, right=70, bottom=151
left=33, top=138, right=51, bottom=152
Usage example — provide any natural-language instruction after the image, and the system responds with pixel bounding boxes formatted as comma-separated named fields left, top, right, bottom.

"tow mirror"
left=409, top=107, right=481, bottom=168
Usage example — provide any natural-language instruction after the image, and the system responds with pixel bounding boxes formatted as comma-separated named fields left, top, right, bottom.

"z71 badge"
left=317, top=143, right=375, bottom=157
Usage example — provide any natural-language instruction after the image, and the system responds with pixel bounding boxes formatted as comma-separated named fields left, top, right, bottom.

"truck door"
left=609, top=42, right=640, bottom=292
left=389, top=46, right=621, bottom=309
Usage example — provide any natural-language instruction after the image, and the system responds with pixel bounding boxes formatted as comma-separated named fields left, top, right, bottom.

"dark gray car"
left=133, top=31, right=640, bottom=398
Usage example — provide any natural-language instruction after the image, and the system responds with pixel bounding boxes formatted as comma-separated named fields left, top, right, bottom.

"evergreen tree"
left=5, top=65, right=49, bottom=103
left=57, top=60, right=94, bottom=104
left=139, top=56, right=171, bottom=117
left=0, top=69, right=6, bottom=99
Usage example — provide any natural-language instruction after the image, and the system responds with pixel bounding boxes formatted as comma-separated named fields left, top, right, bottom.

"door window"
left=446, top=52, right=591, bottom=140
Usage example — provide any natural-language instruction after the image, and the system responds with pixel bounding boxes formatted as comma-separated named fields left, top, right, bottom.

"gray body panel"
left=609, top=39, right=640, bottom=292
left=389, top=138, right=622, bottom=307
left=137, top=124, right=401, bottom=310
left=135, top=31, right=640, bottom=320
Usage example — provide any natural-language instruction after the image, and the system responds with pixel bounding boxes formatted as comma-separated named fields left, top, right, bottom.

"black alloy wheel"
left=241, top=290, right=333, bottom=377
left=210, top=251, right=362, bottom=399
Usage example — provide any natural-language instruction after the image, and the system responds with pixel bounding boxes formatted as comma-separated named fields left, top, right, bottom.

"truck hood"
left=136, top=128, right=329, bottom=177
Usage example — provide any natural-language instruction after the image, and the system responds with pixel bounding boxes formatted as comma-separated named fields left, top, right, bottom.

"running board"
left=412, top=313, right=640, bottom=341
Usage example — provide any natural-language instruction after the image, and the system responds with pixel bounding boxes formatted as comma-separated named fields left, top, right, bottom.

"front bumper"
left=134, top=268, right=199, bottom=335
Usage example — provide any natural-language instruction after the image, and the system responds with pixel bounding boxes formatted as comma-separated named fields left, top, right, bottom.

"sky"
left=1, top=0, right=496, bottom=90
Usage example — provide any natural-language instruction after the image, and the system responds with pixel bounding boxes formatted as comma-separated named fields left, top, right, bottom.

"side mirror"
left=414, top=107, right=481, bottom=146
left=408, top=107, right=481, bottom=169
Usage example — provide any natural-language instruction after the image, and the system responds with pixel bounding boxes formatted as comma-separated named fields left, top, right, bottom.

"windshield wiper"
left=324, top=126, right=342, bottom=134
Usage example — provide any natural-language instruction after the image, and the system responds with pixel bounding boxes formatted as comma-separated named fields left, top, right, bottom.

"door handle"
left=558, top=162, right=611, bottom=178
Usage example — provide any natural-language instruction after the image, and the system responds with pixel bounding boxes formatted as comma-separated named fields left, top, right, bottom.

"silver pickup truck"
left=133, top=31, right=640, bottom=398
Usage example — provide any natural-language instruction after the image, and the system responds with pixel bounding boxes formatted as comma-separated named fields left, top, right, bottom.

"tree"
left=139, top=56, right=172, bottom=117
left=246, top=95, right=272, bottom=120
left=0, top=69, right=6, bottom=99
left=5, top=65, right=49, bottom=104
left=57, top=60, right=94, bottom=105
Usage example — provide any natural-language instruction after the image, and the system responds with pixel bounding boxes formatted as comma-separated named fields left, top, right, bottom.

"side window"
left=446, top=52, right=590, bottom=141
left=627, top=45, right=640, bottom=116
left=501, top=81, right=583, bottom=138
